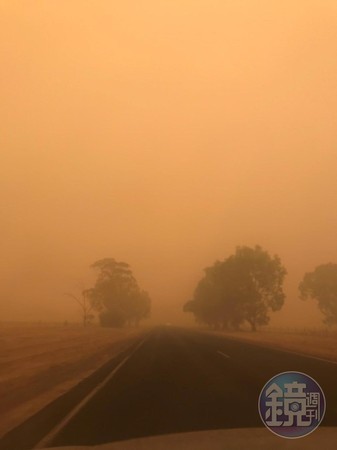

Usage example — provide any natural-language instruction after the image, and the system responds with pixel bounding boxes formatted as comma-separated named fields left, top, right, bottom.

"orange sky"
left=1, top=1, right=337, bottom=327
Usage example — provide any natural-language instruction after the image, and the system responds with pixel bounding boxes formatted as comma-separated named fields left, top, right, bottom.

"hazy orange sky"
left=1, top=1, right=337, bottom=326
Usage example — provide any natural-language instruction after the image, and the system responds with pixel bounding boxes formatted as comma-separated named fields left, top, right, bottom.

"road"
left=46, top=326, right=337, bottom=447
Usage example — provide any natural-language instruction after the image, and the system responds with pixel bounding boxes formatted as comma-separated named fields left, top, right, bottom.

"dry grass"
left=216, top=326, right=337, bottom=362
left=0, top=322, right=146, bottom=437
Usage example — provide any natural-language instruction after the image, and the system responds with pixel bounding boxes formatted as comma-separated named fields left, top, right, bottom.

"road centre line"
left=34, top=333, right=150, bottom=449
left=217, top=350, right=230, bottom=359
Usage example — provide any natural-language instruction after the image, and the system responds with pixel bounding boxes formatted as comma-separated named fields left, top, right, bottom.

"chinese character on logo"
left=258, top=371, right=326, bottom=438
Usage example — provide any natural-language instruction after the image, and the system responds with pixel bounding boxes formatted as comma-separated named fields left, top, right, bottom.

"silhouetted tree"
left=87, top=258, right=151, bottom=327
left=184, top=245, right=286, bottom=331
left=64, top=289, right=94, bottom=327
left=299, top=263, right=337, bottom=326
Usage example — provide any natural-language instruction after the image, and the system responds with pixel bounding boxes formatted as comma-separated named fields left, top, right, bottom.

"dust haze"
left=1, top=0, right=337, bottom=327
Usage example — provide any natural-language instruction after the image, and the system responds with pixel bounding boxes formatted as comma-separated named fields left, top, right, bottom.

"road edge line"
left=197, top=329, right=337, bottom=366
left=33, top=332, right=151, bottom=449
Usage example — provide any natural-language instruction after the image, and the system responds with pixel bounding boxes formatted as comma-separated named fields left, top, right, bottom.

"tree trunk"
left=248, top=319, right=257, bottom=332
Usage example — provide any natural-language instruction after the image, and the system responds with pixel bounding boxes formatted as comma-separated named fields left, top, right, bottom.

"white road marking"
left=217, top=350, right=230, bottom=359
left=34, top=333, right=151, bottom=449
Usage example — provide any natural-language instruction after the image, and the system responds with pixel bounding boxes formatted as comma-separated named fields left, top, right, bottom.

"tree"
left=299, top=263, right=337, bottom=326
left=64, top=289, right=94, bottom=327
left=87, top=258, right=151, bottom=327
left=184, top=245, right=286, bottom=331
left=227, top=246, right=287, bottom=331
left=184, top=261, right=245, bottom=330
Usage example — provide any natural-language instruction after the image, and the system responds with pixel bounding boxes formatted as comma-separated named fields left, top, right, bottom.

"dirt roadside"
left=205, top=328, right=337, bottom=363
left=0, top=323, right=148, bottom=437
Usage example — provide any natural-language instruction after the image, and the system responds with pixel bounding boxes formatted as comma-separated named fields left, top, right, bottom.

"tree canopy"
left=299, top=263, right=337, bottom=326
left=87, top=258, right=151, bottom=327
left=184, top=245, right=286, bottom=331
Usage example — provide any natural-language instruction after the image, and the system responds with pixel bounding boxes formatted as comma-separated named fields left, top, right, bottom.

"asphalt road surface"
left=47, top=326, right=337, bottom=447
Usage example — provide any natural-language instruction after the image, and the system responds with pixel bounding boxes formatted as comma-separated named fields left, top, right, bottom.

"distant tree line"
left=184, top=245, right=337, bottom=330
left=67, top=250, right=337, bottom=330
